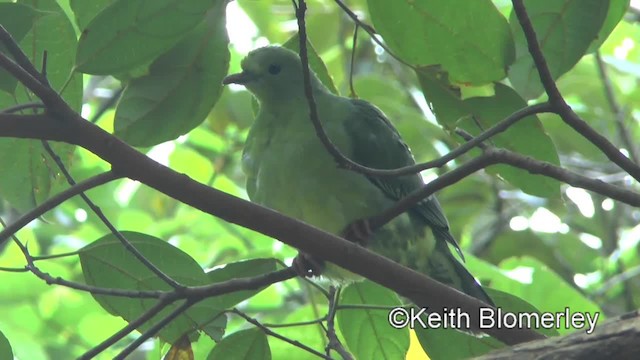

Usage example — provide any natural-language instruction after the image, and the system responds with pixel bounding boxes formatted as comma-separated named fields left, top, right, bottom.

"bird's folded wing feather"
left=342, top=99, right=464, bottom=259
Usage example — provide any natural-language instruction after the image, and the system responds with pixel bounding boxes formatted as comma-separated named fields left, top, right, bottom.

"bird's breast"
left=244, top=114, right=391, bottom=234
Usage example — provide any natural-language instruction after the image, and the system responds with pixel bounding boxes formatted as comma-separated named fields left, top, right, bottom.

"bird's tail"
left=429, top=238, right=494, bottom=307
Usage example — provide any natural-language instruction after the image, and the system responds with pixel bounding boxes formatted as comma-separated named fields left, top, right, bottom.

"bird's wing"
left=342, top=99, right=464, bottom=260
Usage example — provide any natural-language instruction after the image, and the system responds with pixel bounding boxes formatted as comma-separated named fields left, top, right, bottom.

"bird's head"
left=222, top=46, right=322, bottom=104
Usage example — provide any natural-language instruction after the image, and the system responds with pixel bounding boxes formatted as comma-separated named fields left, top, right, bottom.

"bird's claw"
left=342, top=219, right=372, bottom=247
left=292, top=252, right=325, bottom=278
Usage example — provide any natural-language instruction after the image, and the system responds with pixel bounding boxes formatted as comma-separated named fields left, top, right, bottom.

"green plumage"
left=224, top=46, right=493, bottom=305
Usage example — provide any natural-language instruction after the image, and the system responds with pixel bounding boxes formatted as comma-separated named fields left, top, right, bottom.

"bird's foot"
left=292, top=252, right=325, bottom=278
left=342, top=219, right=372, bottom=247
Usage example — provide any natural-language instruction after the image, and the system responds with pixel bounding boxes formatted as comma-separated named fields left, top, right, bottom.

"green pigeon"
left=223, top=46, right=493, bottom=306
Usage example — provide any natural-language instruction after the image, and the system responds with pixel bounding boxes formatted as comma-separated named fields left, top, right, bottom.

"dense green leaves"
left=114, top=3, right=230, bottom=146
left=368, top=0, right=515, bottom=84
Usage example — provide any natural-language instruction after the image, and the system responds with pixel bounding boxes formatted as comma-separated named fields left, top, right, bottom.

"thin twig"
left=336, top=304, right=407, bottom=311
left=263, top=317, right=327, bottom=328
left=333, top=0, right=415, bottom=69
left=11, top=234, right=164, bottom=299
left=41, top=51, right=50, bottom=86
left=595, top=52, right=638, bottom=163
left=596, top=264, right=640, bottom=295
left=325, top=287, right=353, bottom=360
left=114, top=300, right=196, bottom=360
left=0, top=28, right=60, bottom=107
left=0, top=171, right=120, bottom=246
left=0, top=25, right=48, bottom=84
left=31, top=250, right=79, bottom=261
left=40, top=140, right=185, bottom=290
left=232, top=308, right=332, bottom=360
left=0, top=102, right=45, bottom=114
left=348, top=24, right=358, bottom=98
left=0, top=266, right=29, bottom=272
left=89, top=87, right=124, bottom=124
left=79, top=296, right=176, bottom=359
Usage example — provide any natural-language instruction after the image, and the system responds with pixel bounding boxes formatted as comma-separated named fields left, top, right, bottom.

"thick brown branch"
left=478, top=310, right=640, bottom=360
left=0, top=112, right=542, bottom=345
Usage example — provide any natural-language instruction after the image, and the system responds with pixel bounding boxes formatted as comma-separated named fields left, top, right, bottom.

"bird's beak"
left=222, top=71, right=255, bottom=85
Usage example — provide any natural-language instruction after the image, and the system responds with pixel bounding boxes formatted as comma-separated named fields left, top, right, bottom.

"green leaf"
left=0, top=0, right=79, bottom=212
left=205, top=258, right=278, bottom=310
left=75, top=0, right=215, bottom=74
left=69, top=0, right=117, bottom=30
left=282, top=33, right=339, bottom=94
left=207, top=328, right=271, bottom=360
left=587, top=0, right=629, bottom=53
left=0, top=0, right=82, bottom=211
left=415, top=324, right=503, bottom=360
left=485, top=288, right=560, bottom=337
left=18, top=0, right=82, bottom=110
left=462, top=83, right=561, bottom=198
left=79, top=231, right=213, bottom=343
left=508, top=0, right=610, bottom=99
left=367, top=0, right=515, bottom=84
left=201, top=314, right=227, bottom=342
left=416, top=66, right=471, bottom=131
left=114, top=3, right=229, bottom=146
left=0, top=2, right=37, bottom=93
left=267, top=305, right=327, bottom=359
left=0, top=329, right=13, bottom=360
left=338, top=281, right=409, bottom=360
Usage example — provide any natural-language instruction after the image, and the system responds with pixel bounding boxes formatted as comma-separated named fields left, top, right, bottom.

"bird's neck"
left=258, top=84, right=330, bottom=116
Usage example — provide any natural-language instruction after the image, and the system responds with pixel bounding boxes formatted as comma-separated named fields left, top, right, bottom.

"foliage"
left=0, top=0, right=638, bottom=359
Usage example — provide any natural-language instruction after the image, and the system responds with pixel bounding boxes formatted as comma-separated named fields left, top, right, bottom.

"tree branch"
left=478, top=310, right=640, bottom=360
left=511, top=0, right=640, bottom=181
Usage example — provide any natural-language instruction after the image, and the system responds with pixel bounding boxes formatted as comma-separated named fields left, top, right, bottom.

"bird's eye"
left=268, top=64, right=281, bottom=75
